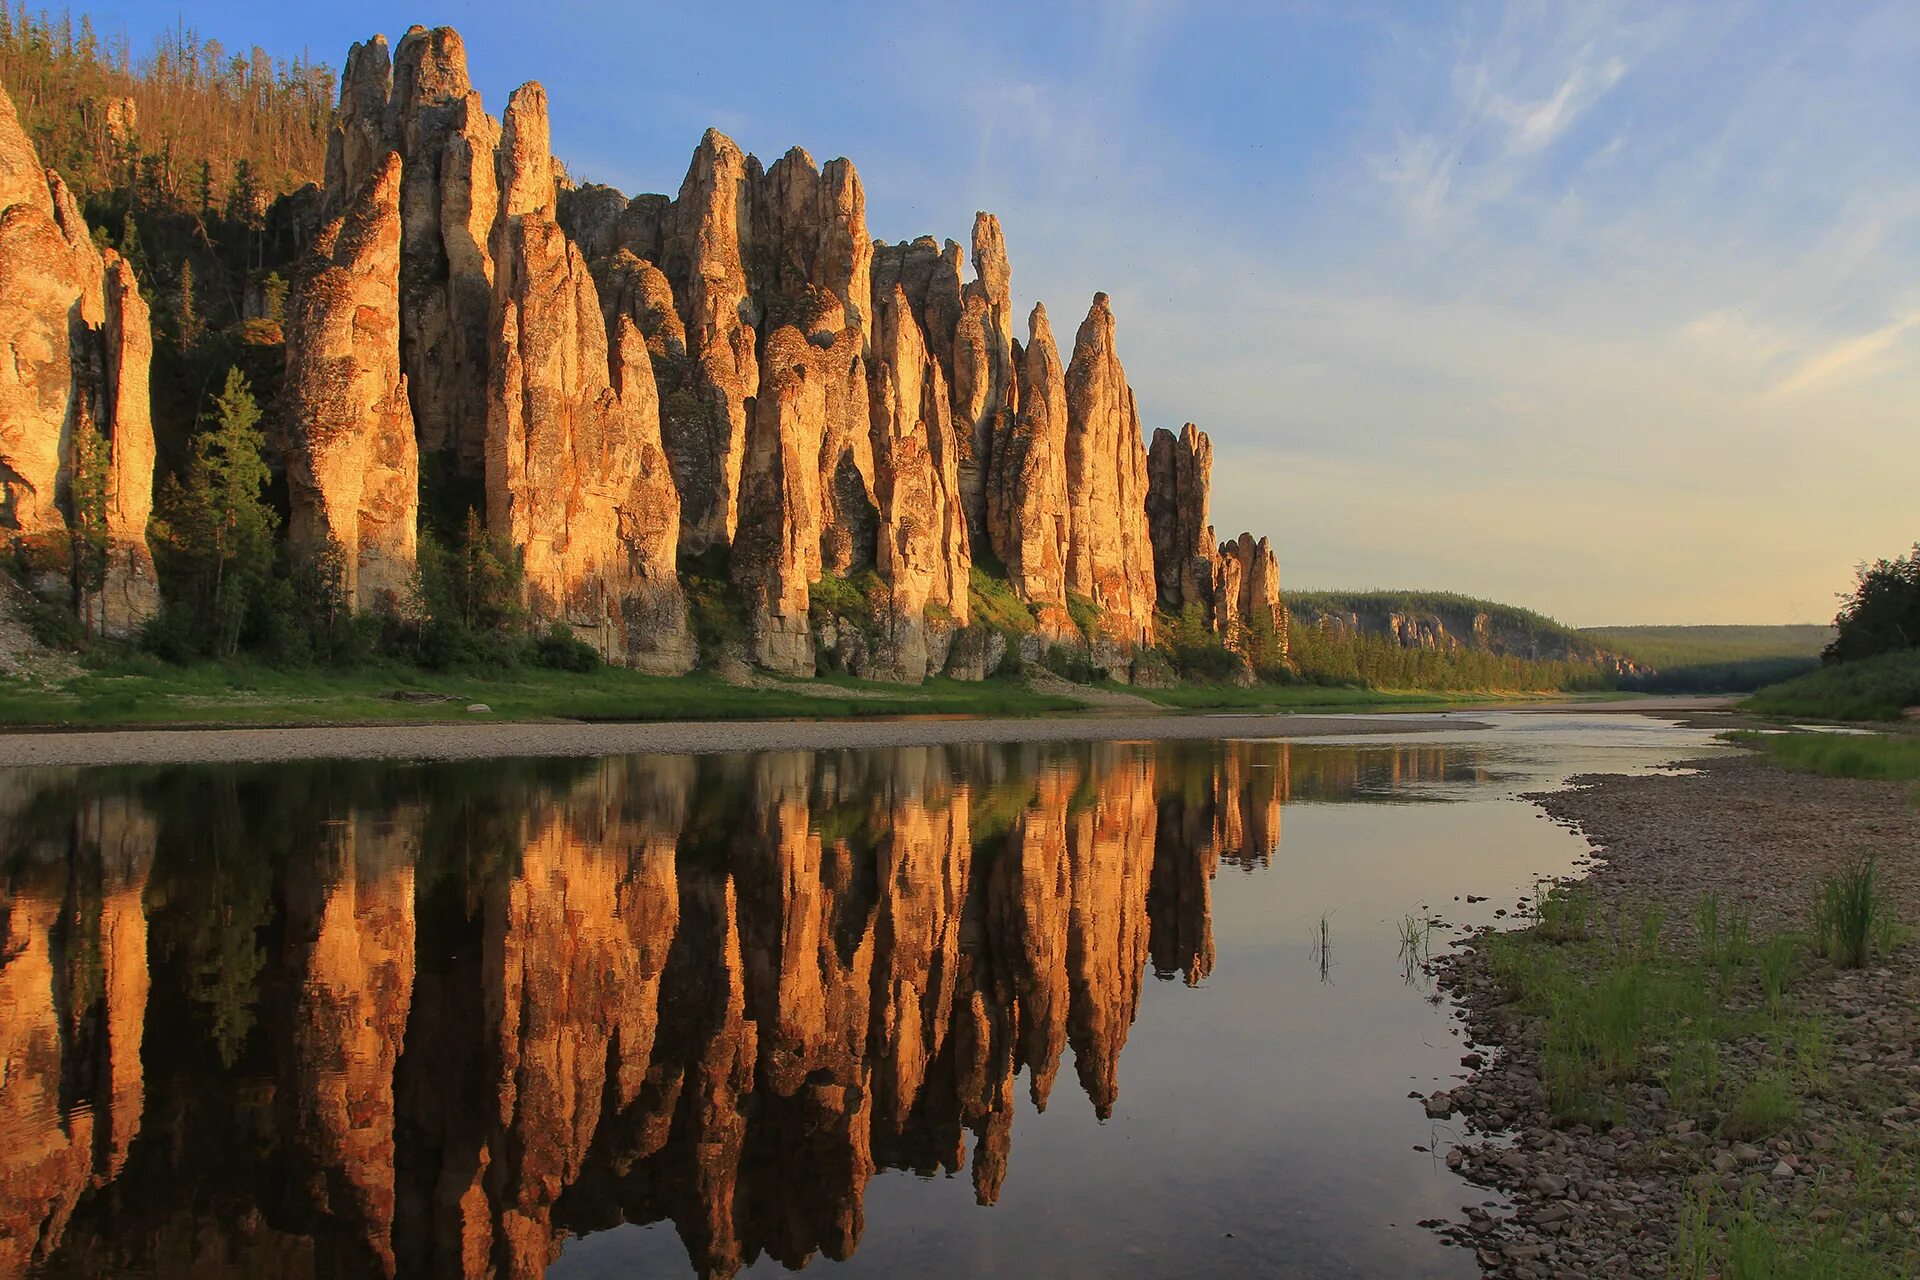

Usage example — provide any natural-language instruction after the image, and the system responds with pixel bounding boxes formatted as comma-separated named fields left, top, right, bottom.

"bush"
left=1044, top=643, right=1096, bottom=684
left=529, top=623, right=600, bottom=672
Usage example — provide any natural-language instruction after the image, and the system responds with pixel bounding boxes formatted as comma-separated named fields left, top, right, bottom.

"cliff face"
left=0, top=84, right=158, bottom=637
left=285, top=151, right=421, bottom=612
left=485, top=84, right=692, bottom=671
left=1064, top=295, right=1157, bottom=647
left=5, top=19, right=1301, bottom=682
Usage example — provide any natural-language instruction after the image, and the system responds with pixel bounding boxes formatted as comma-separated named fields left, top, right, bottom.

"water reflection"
left=0, top=733, right=1650, bottom=1278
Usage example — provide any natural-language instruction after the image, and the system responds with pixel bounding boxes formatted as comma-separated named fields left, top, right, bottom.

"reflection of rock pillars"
left=1151, top=763, right=1219, bottom=986
left=0, top=794, right=154, bottom=1278
left=283, top=805, right=419, bottom=1277
left=11, top=740, right=1288, bottom=1276
left=870, top=749, right=971, bottom=1135
left=1217, top=742, right=1287, bottom=869
left=0, top=893, right=93, bottom=1279
left=1065, top=745, right=1157, bottom=1119
left=482, top=759, right=684, bottom=1277
left=733, top=752, right=875, bottom=1269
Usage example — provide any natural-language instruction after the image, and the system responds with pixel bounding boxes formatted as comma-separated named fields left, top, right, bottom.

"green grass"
left=1733, top=729, right=1920, bottom=781
left=1812, top=858, right=1884, bottom=969
left=0, top=657, right=1090, bottom=728
left=1123, top=682, right=1619, bottom=713
left=1745, top=648, right=1920, bottom=721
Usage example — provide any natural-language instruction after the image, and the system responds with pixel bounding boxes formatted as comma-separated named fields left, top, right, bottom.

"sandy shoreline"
left=0, top=710, right=1493, bottom=767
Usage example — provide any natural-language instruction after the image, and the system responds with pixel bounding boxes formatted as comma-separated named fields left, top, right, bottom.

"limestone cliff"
left=1064, top=294, right=1157, bottom=647
left=486, top=85, right=693, bottom=671
left=658, top=130, right=758, bottom=555
left=868, top=288, right=972, bottom=683
left=0, top=84, right=159, bottom=637
left=987, top=305, right=1072, bottom=637
left=285, top=151, right=421, bottom=612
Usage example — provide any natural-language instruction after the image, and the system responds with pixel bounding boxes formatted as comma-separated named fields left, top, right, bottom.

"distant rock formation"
left=1145, top=424, right=1288, bottom=661
left=285, top=151, right=420, bottom=613
left=0, top=83, right=158, bottom=637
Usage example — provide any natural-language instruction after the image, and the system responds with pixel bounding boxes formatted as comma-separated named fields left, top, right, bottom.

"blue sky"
left=100, top=1, right=1920, bottom=623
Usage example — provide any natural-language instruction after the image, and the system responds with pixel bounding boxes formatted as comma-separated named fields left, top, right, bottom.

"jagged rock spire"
left=486, top=82, right=693, bottom=671
left=285, top=151, right=420, bottom=611
left=0, top=83, right=158, bottom=636
left=1064, top=293, right=1156, bottom=645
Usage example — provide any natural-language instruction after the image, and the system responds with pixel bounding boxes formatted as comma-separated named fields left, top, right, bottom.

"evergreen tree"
left=152, top=367, right=276, bottom=657
left=66, top=411, right=109, bottom=631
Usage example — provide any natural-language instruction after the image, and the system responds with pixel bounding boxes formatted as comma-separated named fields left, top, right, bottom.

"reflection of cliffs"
left=0, top=790, right=154, bottom=1278
left=2, top=739, right=1347, bottom=1278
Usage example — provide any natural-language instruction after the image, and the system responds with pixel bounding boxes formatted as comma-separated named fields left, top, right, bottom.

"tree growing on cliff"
left=1826, top=544, right=1920, bottom=665
left=150, top=367, right=276, bottom=657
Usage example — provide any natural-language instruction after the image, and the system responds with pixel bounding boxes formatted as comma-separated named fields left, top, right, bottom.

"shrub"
left=529, top=623, right=600, bottom=672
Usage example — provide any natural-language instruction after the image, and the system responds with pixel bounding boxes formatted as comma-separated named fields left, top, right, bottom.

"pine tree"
left=153, top=367, right=277, bottom=656
left=66, top=410, right=110, bottom=633
left=174, top=256, right=202, bottom=347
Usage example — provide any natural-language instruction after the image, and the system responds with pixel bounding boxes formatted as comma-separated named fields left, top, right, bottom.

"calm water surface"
left=0, top=712, right=1722, bottom=1278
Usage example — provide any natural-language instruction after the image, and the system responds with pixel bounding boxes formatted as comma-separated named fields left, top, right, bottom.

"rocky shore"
left=1431, top=744, right=1920, bottom=1277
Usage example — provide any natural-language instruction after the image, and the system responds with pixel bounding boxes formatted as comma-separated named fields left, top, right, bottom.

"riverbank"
left=0, top=709, right=1492, bottom=767
left=0, top=651, right=1668, bottom=732
left=1433, top=745, right=1920, bottom=1277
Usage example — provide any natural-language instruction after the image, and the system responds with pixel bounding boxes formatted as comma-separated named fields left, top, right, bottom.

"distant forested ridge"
left=1582, top=624, right=1830, bottom=693
left=1284, top=590, right=1627, bottom=692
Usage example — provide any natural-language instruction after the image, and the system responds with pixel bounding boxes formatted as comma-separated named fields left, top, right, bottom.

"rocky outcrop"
left=1216, top=532, right=1285, bottom=655
left=870, top=237, right=963, bottom=386
left=1146, top=423, right=1217, bottom=620
left=0, top=84, right=157, bottom=637
left=486, top=85, right=693, bottom=672
left=285, top=151, right=420, bottom=612
left=658, top=129, right=758, bottom=555
left=731, top=326, right=828, bottom=676
left=986, top=304, right=1071, bottom=635
left=1064, top=294, right=1156, bottom=646
left=951, top=213, right=1015, bottom=546
left=390, top=26, right=500, bottom=470
left=869, top=288, right=971, bottom=682
left=750, top=148, right=873, bottom=338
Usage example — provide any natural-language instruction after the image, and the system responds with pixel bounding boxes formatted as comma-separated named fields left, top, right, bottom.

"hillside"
left=1283, top=590, right=1623, bottom=692
left=1582, top=624, right=1830, bottom=693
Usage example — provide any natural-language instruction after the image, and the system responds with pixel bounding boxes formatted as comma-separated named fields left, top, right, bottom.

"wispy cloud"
left=1771, top=311, right=1920, bottom=397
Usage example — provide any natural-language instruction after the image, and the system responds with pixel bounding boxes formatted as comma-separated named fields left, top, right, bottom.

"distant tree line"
left=1286, top=619, right=1609, bottom=693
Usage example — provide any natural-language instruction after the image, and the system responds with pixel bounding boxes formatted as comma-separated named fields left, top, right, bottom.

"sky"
left=91, top=1, right=1920, bottom=624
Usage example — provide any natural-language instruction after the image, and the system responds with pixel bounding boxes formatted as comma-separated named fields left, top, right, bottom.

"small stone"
left=466, top=703, right=492, bottom=714
left=1771, top=1160, right=1796, bottom=1179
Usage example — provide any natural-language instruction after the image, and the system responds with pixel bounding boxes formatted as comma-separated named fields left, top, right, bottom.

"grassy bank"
left=0, top=659, right=1097, bottom=727
left=0, top=649, right=1650, bottom=729
left=1125, top=682, right=1624, bottom=713
left=1732, top=729, right=1920, bottom=783
left=1744, top=649, right=1920, bottom=721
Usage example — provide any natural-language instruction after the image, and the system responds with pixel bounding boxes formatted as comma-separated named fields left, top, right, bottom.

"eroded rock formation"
left=0, top=85, right=158, bottom=636
left=868, top=288, right=971, bottom=682
left=1064, top=294, right=1157, bottom=647
left=658, top=130, right=759, bottom=555
left=486, top=85, right=692, bottom=672
left=285, top=151, right=421, bottom=612
left=987, top=304, right=1073, bottom=635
